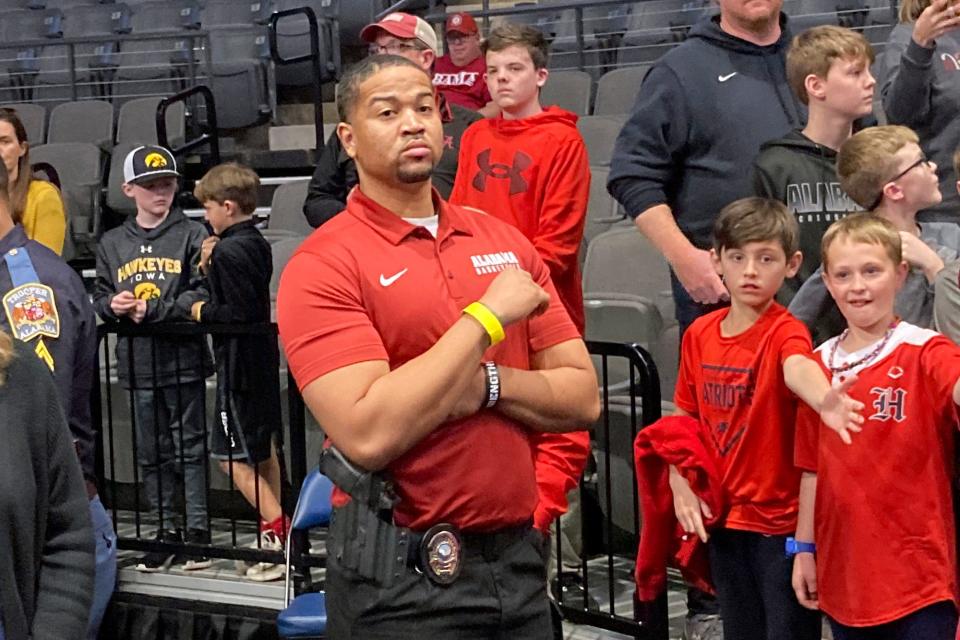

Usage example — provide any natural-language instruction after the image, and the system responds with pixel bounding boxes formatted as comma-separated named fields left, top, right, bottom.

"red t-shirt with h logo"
left=674, top=304, right=812, bottom=534
left=277, top=187, right=580, bottom=532
left=795, top=323, right=960, bottom=626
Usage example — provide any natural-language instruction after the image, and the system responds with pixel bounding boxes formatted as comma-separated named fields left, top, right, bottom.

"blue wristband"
left=785, top=537, right=816, bottom=557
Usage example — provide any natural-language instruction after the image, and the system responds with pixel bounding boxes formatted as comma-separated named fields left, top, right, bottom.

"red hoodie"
left=633, top=415, right=726, bottom=602
left=451, top=106, right=589, bottom=333
left=451, top=107, right=591, bottom=532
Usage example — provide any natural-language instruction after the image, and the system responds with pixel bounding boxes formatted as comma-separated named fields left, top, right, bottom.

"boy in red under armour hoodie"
left=450, top=23, right=591, bottom=592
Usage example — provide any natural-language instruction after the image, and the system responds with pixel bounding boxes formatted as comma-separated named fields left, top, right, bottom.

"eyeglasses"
left=888, top=153, right=931, bottom=183
left=868, top=152, right=933, bottom=210
left=368, top=42, right=420, bottom=56
left=446, top=33, right=475, bottom=45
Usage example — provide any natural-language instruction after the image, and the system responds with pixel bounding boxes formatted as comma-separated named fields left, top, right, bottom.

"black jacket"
left=607, top=14, right=805, bottom=249
left=199, top=220, right=281, bottom=428
left=92, top=209, right=213, bottom=388
left=0, top=340, right=94, bottom=640
left=0, top=225, right=97, bottom=482
left=752, top=130, right=861, bottom=303
left=303, top=98, right=482, bottom=228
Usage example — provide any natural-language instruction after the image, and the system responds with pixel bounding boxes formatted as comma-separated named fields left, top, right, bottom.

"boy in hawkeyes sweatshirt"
left=92, top=145, right=213, bottom=572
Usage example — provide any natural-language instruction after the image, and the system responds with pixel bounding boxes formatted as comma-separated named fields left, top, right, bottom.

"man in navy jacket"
left=607, top=0, right=806, bottom=337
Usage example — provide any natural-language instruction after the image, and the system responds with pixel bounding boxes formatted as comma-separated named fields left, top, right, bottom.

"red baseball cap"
left=360, top=12, right=439, bottom=55
left=445, top=12, right=478, bottom=36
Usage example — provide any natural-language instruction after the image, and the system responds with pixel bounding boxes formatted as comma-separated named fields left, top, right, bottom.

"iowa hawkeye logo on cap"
left=124, top=145, right=179, bottom=184
left=144, top=152, right=168, bottom=168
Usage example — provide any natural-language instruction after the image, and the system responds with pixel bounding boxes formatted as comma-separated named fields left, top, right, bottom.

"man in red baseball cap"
left=360, top=11, right=439, bottom=63
left=434, top=12, right=497, bottom=117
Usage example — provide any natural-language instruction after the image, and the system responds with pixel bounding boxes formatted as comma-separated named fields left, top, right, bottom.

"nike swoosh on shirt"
left=379, top=268, right=409, bottom=287
left=718, top=72, right=737, bottom=82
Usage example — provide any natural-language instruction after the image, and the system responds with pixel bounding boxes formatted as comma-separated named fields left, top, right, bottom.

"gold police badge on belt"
left=418, top=523, right=463, bottom=585
left=3, top=282, right=60, bottom=342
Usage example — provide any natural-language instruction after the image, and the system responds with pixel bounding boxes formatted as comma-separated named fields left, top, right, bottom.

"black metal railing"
left=0, top=31, right=211, bottom=105
left=268, top=6, right=329, bottom=152
left=94, top=325, right=670, bottom=634
left=158, top=84, right=220, bottom=166
left=548, top=341, right=668, bottom=639
left=95, top=321, right=313, bottom=568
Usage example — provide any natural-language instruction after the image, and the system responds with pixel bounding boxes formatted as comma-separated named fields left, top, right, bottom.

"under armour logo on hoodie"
left=472, top=149, right=532, bottom=195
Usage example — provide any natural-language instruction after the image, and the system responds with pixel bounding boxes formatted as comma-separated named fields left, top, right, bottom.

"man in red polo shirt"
left=277, top=55, right=599, bottom=639
left=433, top=12, right=498, bottom=117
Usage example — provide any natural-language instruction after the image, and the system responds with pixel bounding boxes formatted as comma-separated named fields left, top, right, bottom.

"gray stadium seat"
left=578, top=115, right=625, bottom=166
left=33, top=3, right=131, bottom=103
left=105, top=140, right=138, bottom=216
left=263, top=179, right=313, bottom=240
left=269, top=235, right=306, bottom=319
left=583, top=227, right=679, bottom=400
left=205, top=25, right=272, bottom=129
left=617, top=0, right=709, bottom=66
left=593, top=65, right=648, bottom=116
left=271, top=0, right=340, bottom=86
left=47, top=99, right=113, bottom=146
left=116, top=96, right=185, bottom=147
left=131, top=0, right=200, bottom=31
left=785, top=0, right=840, bottom=31
left=110, top=2, right=199, bottom=102
left=111, top=37, right=186, bottom=102
left=583, top=165, right=629, bottom=249
left=202, top=0, right=271, bottom=28
left=546, top=9, right=604, bottom=78
left=0, top=8, right=64, bottom=96
left=540, top=69, right=592, bottom=116
left=0, top=102, right=46, bottom=143
left=29, top=141, right=105, bottom=248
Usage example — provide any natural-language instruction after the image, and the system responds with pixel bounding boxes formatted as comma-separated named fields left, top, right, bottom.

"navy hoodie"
left=607, top=14, right=805, bottom=249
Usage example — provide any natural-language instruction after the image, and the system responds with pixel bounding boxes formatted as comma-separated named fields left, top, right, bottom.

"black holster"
left=319, top=447, right=411, bottom=588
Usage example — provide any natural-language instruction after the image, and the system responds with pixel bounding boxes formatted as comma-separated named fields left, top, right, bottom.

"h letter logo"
left=869, top=386, right=907, bottom=423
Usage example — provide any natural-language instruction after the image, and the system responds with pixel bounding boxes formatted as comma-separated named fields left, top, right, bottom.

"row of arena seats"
left=505, top=0, right=895, bottom=77
left=11, top=97, right=185, bottom=260
left=0, top=0, right=339, bottom=128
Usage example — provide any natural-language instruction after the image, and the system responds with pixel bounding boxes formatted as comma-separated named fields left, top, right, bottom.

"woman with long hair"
left=0, top=330, right=94, bottom=638
left=0, top=108, right=66, bottom=254
left=879, top=0, right=960, bottom=220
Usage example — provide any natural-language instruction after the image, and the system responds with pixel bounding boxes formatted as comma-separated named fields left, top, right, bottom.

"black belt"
left=406, top=519, right=532, bottom=568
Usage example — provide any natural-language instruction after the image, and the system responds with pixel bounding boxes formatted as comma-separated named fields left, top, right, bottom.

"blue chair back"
left=291, top=469, right=333, bottom=531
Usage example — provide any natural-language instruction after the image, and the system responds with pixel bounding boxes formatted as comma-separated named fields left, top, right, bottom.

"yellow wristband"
left=463, top=302, right=505, bottom=345
left=192, top=301, right=205, bottom=323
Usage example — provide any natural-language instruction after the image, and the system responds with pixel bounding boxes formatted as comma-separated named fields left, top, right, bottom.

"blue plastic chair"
left=277, top=468, right=334, bottom=639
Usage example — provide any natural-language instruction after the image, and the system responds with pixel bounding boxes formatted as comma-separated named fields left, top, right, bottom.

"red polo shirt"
left=277, top=187, right=580, bottom=532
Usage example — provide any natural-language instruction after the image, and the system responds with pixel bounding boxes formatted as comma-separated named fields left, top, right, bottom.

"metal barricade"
left=94, top=321, right=315, bottom=570
left=551, top=340, right=669, bottom=639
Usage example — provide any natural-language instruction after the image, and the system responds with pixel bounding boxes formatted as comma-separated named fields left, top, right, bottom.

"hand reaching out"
left=819, top=374, right=865, bottom=445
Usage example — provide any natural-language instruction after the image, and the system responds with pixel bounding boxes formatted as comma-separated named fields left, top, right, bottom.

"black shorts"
left=210, top=384, right=277, bottom=464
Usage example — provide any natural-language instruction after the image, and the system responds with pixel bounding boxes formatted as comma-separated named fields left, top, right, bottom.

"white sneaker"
left=245, top=530, right=285, bottom=582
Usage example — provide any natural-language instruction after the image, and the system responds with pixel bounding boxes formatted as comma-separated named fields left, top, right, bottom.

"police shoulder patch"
left=3, top=282, right=60, bottom=342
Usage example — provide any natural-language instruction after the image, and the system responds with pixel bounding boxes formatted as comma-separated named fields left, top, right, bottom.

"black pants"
left=325, top=527, right=554, bottom=639
left=708, top=528, right=821, bottom=640
left=829, top=601, right=957, bottom=640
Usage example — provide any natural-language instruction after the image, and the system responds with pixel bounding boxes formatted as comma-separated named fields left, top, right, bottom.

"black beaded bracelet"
left=483, top=362, right=500, bottom=408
